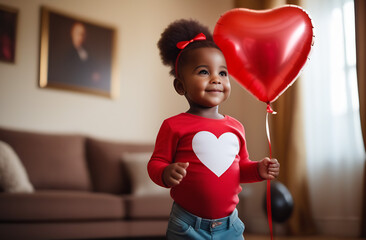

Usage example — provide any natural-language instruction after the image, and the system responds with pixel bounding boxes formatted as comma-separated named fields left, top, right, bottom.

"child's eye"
left=219, top=71, right=228, bottom=77
left=199, top=69, right=209, bottom=75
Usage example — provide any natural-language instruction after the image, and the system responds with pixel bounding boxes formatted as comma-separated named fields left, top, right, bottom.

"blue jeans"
left=166, top=203, right=245, bottom=240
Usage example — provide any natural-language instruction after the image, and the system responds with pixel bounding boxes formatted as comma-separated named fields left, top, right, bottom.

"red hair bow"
left=176, top=33, right=207, bottom=49
left=175, top=33, right=207, bottom=76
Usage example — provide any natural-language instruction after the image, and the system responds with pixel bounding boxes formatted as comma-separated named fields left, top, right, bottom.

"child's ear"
left=174, top=78, right=185, bottom=95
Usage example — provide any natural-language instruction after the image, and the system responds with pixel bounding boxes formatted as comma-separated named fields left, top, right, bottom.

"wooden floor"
left=244, top=234, right=363, bottom=240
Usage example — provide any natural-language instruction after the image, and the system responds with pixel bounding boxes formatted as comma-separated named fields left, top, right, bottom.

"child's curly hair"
left=157, top=19, right=220, bottom=77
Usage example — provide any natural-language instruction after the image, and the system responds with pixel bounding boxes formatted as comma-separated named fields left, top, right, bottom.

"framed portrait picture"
left=39, top=7, right=118, bottom=98
left=0, top=4, right=18, bottom=63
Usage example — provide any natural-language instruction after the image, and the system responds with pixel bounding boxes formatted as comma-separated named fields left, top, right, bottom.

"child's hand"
left=258, top=157, right=280, bottom=180
left=163, top=162, right=189, bottom=187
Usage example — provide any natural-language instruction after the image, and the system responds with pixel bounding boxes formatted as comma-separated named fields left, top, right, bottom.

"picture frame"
left=39, top=7, right=118, bottom=98
left=0, top=4, right=18, bottom=63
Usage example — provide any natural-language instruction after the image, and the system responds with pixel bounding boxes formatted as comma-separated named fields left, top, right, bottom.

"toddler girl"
left=148, top=19, right=280, bottom=240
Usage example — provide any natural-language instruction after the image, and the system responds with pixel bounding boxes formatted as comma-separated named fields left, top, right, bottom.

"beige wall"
left=0, top=0, right=268, bottom=159
left=0, top=0, right=271, bottom=232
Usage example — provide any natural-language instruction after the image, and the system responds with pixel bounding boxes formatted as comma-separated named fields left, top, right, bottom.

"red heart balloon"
left=214, top=6, right=314, bottom=103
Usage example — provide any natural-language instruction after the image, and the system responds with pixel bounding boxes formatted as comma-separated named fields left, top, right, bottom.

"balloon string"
left=267, top=179, right=273, bottom=240
left=266, top=103, right=276, bottom=240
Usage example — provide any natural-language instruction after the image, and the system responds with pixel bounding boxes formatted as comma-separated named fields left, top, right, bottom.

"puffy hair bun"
left=157, top=19, right=214, bottom=76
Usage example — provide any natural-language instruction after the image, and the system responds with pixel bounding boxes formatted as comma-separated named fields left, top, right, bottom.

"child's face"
left=178, top=47, right=231, bottom=108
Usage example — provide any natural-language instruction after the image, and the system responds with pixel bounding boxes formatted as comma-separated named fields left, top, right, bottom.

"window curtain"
left=354, top=0, right=366, bottom=237
left=302, top=0, right=365, bottom=236
left=272, top=80, right=316, bottom=235
left=234, top=0, right=316, bottom=235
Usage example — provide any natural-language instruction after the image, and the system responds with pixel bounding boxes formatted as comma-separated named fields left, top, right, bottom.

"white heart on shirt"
left=192, top=131, right=239, bottom=177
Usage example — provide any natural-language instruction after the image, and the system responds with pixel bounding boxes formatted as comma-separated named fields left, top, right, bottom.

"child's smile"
left=178, top=47, right=231, bottom=110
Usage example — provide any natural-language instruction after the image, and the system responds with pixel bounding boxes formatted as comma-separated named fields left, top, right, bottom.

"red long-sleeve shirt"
left=148, top=113, right=263, bottom=219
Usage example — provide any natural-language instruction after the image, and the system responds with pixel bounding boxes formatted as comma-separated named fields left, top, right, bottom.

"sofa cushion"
left=0, top=141, right=34, bottom=193
left=124, top=194, right=172, bottom=219
left=121, top=152, right=169, bottom=196
left=0, top=128, right=91, bottom=191
left=86, top=137, right=153, bottom=194
left=0, top=190, right=125, bottom=221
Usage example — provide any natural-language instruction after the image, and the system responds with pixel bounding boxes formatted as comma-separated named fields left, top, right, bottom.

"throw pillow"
left=121, top=152, right=169, bottom=196
left=0, top=141, right=34, bottom=193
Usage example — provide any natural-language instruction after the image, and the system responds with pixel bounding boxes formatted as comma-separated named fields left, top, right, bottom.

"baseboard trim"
left=243, top=216, right=361, bottom=237
left=314, top=217, right=361, bottom=237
